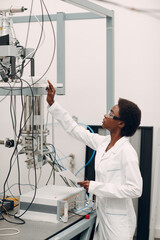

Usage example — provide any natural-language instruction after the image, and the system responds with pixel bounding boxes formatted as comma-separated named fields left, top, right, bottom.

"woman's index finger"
left=48, top=80, right=54, bottom=91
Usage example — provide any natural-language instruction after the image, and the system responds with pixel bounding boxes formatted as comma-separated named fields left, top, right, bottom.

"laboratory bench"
left=0, top=211, right=96, bottom=240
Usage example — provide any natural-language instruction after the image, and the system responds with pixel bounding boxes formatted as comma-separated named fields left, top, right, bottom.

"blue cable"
left=56, top=152, right=66, bottom=169
left=73, top=195, right=95, bottom=214
left=49, top=124, right=95, bottom=176
left=49, top=145, right=66, bottom=169
left=75, top=123, right=96, bottom=176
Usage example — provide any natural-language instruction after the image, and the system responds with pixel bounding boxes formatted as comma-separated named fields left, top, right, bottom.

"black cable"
left=9, top=84, right=15, bottom=129
left=50, top=145, right=67, bottom=172
left=13, top=0, right=33, bottom=78
left=15, top=0, right=56, bottom=87
left=15, top=0, right=45, bottom=78
left=48, top=145, right=72, bottom=187
left=69, top=210, right=86, bottom=217
left=31, top=0, right=56, bottom=85
left=15, top=79, right=24, bottom=197
left=6, top=82, right=36, bottom=221
left=19, top=79, right=24, bottom=134
left=2, top=78, right=35, bottom=203
left=17, top=155, right=21, bottom=196
left=1, top=212, right=25, bottom=225
left=2, top=133, right=22, bottom=222
left=48, top=153, right=71, bottom=187
left=2, top=79, right=24, bottom=199
left=1, top=0, right=56, bottom=223
left=15, top=77, right=34, bottom=131
left=2, top=82, right=21, bottom=198
left=49, top=153, right=63, bottom=170
left=16, top=78, right=38, bottom=218
left=12, top=88, right=17, bottom=137
left=19, top=59, right=26, bottom=79
left=16, top=77, right=26, bottom=196
left=1, top=1, right=40, bottom=222
left=69, top=180, right=78, bottom=188
left=52, top=166, right=55, bottom=185
left=46, top=167, right=54, bottom=185
left=15, top=0, right=56, bottom=86
left=3, top=114, right=23, bottom=200
left=9, top=84, right=18, bottom=137
left=7, top=82, right=22, bottom=197
left=60, top=175, right=71, bottom=187
left=45, top=146, right=56, bottom=185
left=2, top=77, right=36, bottom=223
left=1, top=0, right=50, bottom=87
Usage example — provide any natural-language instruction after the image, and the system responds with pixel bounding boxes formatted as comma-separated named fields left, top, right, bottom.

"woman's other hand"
left=77, top=181, right=90, bottom=192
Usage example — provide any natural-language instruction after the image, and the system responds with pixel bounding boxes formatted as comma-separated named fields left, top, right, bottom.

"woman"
left=46, top=80, right=142, bottom=240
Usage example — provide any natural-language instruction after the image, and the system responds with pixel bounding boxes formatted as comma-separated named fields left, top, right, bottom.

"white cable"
left=28, top=168, right=34, bottom=190
left=28, top=167, right=42, bottom=190
left=15, top=8, right=46, bottom=68
left=0, top=81, right=16, bottom=103
left=0, top=183, right=36, bottom=195
left=0, top=228, right=20, bottom=236
left=29, top=10, right=46, bottom=47
left=21, top=9, right=46, bottom=61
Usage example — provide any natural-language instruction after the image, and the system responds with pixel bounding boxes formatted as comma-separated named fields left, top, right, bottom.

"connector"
left=5, top=138, right=14, bottom=148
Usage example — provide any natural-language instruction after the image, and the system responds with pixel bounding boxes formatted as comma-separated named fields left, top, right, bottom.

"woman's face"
left=102, top=105, right=121, bottom=131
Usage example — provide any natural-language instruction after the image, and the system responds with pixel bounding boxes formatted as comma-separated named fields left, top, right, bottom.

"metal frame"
left=0, top=86, right=46, bottom=96
left=61, top=0, right=113, bottom=17
left=10, top=0, right=114, bottom=111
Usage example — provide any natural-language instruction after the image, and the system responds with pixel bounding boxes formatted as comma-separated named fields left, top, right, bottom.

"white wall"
left=0, top=0, right=160, bottom=237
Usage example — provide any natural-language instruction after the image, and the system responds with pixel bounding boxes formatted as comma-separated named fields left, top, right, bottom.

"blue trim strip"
left=107, top=169, right=120, bottom=172
left=106, top=212, right=127, bottom=216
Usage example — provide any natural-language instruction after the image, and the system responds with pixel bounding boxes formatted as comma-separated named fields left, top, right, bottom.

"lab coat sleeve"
left=48, top=101, right=106, bottom=150
left=88, top=148, right=143, bottom=198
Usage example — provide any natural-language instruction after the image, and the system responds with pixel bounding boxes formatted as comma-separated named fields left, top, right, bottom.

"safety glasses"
left=106, top=110, right=121, bottom=120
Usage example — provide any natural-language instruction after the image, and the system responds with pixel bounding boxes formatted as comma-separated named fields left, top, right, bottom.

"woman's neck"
left=106, top=132, right=122, bottom=151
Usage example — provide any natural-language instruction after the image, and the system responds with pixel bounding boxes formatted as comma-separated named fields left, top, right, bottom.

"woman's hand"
left=46, top=80, right=56, bottom=106
left=77, top=181, right=90, bottom=192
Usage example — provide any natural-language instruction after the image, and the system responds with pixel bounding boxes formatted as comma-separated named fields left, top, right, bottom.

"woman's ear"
left=119, top=121, right=125, bottom=129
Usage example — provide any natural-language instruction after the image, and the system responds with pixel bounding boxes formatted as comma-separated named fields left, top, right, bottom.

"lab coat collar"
left=96, top=136, right=129, bottom=168
left=110, top=136, right=129, bottom=154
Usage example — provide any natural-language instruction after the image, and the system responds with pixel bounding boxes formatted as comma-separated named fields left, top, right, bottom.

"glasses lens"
left=108, top=111, right=113, bottom=118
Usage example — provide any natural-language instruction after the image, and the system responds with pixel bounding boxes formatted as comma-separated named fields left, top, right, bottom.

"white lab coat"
left=48, top=102, right=143, bottom=240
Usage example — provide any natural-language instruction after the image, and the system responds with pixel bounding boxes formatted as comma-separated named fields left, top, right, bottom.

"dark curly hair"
left=118, top=98, right=141, bottom=137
